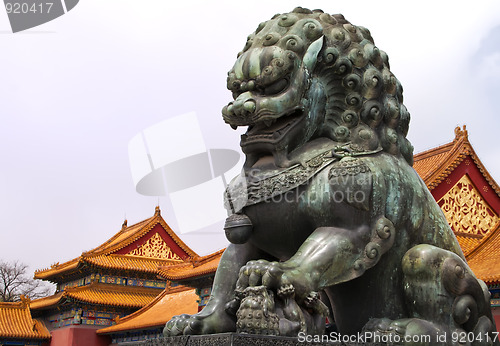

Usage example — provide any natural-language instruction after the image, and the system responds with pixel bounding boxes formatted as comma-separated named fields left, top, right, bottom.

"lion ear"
left=303, top=36, right=324, bottom=72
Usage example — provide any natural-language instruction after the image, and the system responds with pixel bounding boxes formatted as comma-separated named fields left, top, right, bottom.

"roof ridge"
left=414, top=127, right=473, bottom=189
left=0, top=296, right=31, bottom=308
left=30, top=290, right=64, bottom=302
left=34, top=209, right=179, bottom=279
left=157, top=249, right=223, bottom=280
left=413, top=141, right=455, bottom=161
left=194, top=248, right=226, bottom=266
left=412, top=125, right=500, bottom=199
left=34, top=257, right=81, bottom=279
left=85, top=215, right=158, bottom=256
left=414, top=125, right=467, bottom=159
left=466, top=140, right=500, bottom=198
left=85, top=211, right=194, bottom=257
left=0, top=300, right=25, bottom=309
left=157, top=218, right=198, bottom=258
left=123, top=216, right=154, bottom=230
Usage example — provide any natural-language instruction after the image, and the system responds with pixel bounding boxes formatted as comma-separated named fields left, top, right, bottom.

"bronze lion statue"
left=165, top=7, right=498, bottom=344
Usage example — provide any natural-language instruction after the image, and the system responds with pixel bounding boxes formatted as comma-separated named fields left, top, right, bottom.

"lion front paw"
left=236, top=259, right=312, bottom=300
left=163, top=306, right=236, bottom=336
left=236, top=259, right=282, bottom=290
left=164, top=314, right=194, bottom=336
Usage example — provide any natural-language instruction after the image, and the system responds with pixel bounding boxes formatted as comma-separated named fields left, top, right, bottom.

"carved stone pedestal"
left=123, top=333, right=380, bottom=346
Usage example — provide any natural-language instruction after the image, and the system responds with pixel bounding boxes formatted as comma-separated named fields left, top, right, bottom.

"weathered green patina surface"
left=165, top=7, right=498, bottom=344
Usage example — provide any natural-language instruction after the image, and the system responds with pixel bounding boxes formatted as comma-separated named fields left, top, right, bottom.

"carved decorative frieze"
left=127, top=233, right=183, bottom=261
left=438, top=175, right=499, bottom=236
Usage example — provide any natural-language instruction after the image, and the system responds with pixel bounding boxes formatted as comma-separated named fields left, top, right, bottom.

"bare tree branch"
left=0, top=260, right=53, bottom=302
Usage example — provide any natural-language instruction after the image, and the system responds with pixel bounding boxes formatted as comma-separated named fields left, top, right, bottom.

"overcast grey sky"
left=0, top=1, right=499, bottom=277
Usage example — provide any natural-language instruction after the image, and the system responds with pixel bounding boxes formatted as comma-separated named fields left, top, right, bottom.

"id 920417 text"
left=5, top=2, right=53, bottom=14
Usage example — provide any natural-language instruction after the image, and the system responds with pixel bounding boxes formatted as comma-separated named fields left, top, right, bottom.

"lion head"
left=222, top=7, right=413, bottom=168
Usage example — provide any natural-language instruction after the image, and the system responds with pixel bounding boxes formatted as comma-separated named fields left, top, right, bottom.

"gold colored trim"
left=127, top=233, right=183, bottom=261
left=438, top=174, right=499, bottom=236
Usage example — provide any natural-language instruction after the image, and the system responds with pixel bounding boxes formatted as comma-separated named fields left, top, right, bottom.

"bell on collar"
left=224, top=213, right=253, bottom=244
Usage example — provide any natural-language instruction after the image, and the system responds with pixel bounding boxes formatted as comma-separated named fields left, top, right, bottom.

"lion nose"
left=223, top=102, right=234, bottom=115
left=223, top=94, right=257, bottom=119
left=242, top=100, right=256, bottom=113
left=232, top=96, right=256, bottom=117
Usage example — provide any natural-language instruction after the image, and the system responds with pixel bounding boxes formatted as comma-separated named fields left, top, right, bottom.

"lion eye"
left=263, top=78, right=288, bottom=96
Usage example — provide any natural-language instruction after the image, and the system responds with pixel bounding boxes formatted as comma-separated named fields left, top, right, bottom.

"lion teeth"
left=263, top=120, right=273, bottom=127
left=230, top=124, right=238, bottom=130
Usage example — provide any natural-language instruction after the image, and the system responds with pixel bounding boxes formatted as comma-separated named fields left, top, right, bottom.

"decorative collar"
left=224, top=144, right=381, bottom=213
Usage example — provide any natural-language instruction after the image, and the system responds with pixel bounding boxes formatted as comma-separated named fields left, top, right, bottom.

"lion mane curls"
left=236, top=7, right=414, bottom=165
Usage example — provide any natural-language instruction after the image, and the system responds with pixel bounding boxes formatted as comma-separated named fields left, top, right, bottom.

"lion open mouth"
left=241, top=109, right=303, bottom=147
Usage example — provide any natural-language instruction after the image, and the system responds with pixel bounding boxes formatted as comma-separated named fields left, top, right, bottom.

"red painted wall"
left=49, top=326, right=111, bottom=346
left=431, top=156, right=500, bottom=213
left=116, top=223, right=189, bottom=260
left=493, top=307, right=500, bottom=333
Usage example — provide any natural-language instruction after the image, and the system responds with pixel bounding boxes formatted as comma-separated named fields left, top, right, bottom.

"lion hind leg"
left=392, top=244, right=499, bottom=345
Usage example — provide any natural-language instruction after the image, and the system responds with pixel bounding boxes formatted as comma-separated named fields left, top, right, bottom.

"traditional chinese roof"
left=413, top=125, right=500, bottom=284
left=96, top=286, right=198, bottom=335
left=0, top=296, right=50, bottom=341
left=34, top=207, right=198, bottom=283
left=83, top=254, right=174, bottom=274
left=455, top=234, right=482, bottom=257
left=414, top=125, right=500, bottom=196
left=30, top=282, right=159, bottom=311
left=157, top=249, right=224, bottom=281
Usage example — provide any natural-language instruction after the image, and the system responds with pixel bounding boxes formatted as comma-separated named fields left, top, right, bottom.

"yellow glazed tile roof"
left=33, top=258, right=80, bottom=280
left=97, top=286, right=198, bottom=334
left=0, top=297, right=51, bottom=340
left=455, top=234, right=482, bottom=256
left=90, top=218, right=154, bottom=253
left=83, top=254, right=179, bottom=274
left=158, top=249, right=224, bottom=281
left=413, top=125, right=500, bottom=195
left=29, top=292, right=64, bottom=311
left=34, top=207, right=198, bottom=281
left=413, top=140, right=454, bottom=182
left=466, top=222, right=500, bottom=284
left=413, top=125, right=500, bottom=266
left=67, top=283, right=158, bottom=308
left=30, top=283, right=159, bottom=310
left=82, top=207, right=196, bottom=257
